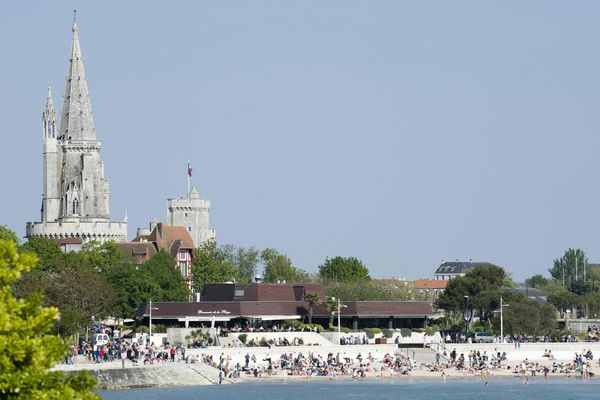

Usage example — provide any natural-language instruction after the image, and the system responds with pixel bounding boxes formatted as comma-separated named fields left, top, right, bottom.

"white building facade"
left=26, top=18, right=126, bottom=244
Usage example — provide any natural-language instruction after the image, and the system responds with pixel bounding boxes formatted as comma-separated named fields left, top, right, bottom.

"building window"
left=185, top=212, right=188, bottom=217
left=188, top=227, right=191, bottom=232
left=179, top=261, right=188, bottom=277
left=234, top=289, right=245, bottom=297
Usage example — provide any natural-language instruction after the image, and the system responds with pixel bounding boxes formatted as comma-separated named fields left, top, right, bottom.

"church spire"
left=59, top=12, right=96, bottom=141
left=43, top=86, right=56, bottom=138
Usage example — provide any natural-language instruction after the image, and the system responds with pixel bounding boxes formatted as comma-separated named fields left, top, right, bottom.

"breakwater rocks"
left=59, top=361, right=220, bottom=390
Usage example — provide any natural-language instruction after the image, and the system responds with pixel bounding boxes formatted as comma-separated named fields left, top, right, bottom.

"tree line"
left=525, top=248, right=600, bottom=320
left=0, top=226, right=380, bottom=337
left=434, top=264, right=557, bottom=337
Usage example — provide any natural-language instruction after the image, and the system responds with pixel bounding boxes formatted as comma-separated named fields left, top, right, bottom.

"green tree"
left=549, top=248, right=588, bottom=292
left=0, top=239, right=99, bottom=399
left=261, top=248, right=310, bottom=283
left=142, top=251, right=189, bottom=301
left=547, top=291, right=580, bottom=316
left=222, top=244, right=260, bottom=283
left=324, top=279, right=412, bottom=301
left=191, top=241, right=238, bottom=292
left=79, top=241, right=125, bottom=273
left=435, top=264, right=507, bottom=327
left=21, top=236, right=64, bottom=271
left=15, top=264, right=116, bottom=337
left=104, top=261, right=160, bottom=317
left=0, top=225, right=19, bottom=245
left=303, top=293, right=320, bottom=325
left=318, top=256, right=370, bottom=282
left=494, top=295, right=556, bottom=337
left=526, top=274, right=548, bottom=289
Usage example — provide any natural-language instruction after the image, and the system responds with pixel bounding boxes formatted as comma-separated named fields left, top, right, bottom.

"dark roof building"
left=201, top=283, right=326, bottom=302
left=434, top=261, right=495, bottom=280
left=138, top=282, right=433, bottom=330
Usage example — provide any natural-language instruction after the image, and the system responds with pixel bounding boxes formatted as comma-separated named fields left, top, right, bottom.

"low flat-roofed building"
left=137, top=282, right=433, bottom=330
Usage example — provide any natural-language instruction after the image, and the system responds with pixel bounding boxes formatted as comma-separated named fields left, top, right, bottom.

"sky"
left=2, top=1, right=600, bottom=282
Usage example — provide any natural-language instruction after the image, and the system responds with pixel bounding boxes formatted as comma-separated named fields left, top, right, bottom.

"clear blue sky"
left=2, top=1, right=600, bottom=282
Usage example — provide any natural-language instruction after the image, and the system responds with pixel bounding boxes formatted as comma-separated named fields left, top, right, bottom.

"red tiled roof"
left=118, top=242, right=158, bottom=260
left=148, top=223, right=195, bottom=250
left=414, top=279, right=448, bottom=290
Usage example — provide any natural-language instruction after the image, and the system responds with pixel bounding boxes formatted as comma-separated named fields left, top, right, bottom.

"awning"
left=177, top=316, right=233, bottom=322
left=244, top=315, right=301, bottom=321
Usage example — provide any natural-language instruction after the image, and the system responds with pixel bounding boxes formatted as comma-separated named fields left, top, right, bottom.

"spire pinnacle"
left=59, top=15, right=96, bottom=141
left=43, top=86, right=57, bottom=138
left=72, top=10, right=78, bottom=32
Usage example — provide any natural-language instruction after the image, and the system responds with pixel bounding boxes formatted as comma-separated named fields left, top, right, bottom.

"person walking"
left=120, top=345, right=127, bottom=368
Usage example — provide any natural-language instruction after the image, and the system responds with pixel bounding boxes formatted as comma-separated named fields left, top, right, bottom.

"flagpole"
left=187, top=160, right=191, bottom=197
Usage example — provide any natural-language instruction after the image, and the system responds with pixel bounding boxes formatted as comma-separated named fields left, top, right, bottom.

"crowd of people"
left=202, top=350, right=415, bottom=383
left=429, top=346, right=599, bottom=379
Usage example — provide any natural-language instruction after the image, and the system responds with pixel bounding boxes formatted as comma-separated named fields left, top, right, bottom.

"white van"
left=92, top=333, right=110, bottom=347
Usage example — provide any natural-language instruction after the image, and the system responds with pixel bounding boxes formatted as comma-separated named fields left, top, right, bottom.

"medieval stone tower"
left=26, top=17, right=127, bottom=243
left=166, top=187, right=216, bottom=248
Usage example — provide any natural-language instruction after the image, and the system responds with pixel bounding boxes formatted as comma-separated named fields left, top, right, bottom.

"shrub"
left=425, top=326, right=435, bottom=336
left=302, top=323, right=324, bottom=332
left=259, top=337, right=269, bottom=347
left=412, top=328, right=424, bottom=333
left=341, top=327, right=350, bottom=334
left=238, top=333, right=248, bottom=345
left=400, top=328, right=412, bottom=338
left=285, top=319, right=302, bottom=329
left=382, top=329, right=394, bottom=338
left=363, top=328, right=374, bottom=339
left=371, top=327, right=382, bottom=334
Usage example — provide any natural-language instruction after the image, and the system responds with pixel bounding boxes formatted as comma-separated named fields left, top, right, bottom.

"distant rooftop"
left=434, top=261, right=495, bottom=275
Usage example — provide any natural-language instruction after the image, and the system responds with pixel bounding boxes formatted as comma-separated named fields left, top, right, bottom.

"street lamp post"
left=464, top=296, right=470, bottom=335
left=148, top=299, right=159, bottom=344
left=331, top=297, right=347, bottom=344
left=499, top=296, right=510, bottom=343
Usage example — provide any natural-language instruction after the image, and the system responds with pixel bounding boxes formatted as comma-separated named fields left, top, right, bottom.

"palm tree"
left=303, top=293, right=320, bottom=325
left=324, top=297, right=338, bottom=328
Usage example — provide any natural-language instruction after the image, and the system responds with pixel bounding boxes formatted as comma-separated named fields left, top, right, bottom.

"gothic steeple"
left=59, top=12, right=96, bottom=141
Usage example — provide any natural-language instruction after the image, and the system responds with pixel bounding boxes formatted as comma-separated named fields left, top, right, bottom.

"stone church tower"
left=166, top=187, right=215, bottom=248
left=26, top=18, right=127, bottom=244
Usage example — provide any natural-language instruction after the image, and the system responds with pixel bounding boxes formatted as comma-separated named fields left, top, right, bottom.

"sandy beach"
left=54, top=342, right=600, bottom=389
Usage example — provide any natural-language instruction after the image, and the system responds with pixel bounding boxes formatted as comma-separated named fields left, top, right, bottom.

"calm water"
left=98, top=378, right=600, bottom=400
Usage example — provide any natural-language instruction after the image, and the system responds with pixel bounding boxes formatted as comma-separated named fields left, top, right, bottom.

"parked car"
left=472, top=332, right=495, bottom=343
left=92, top=333, right=110, bottom=347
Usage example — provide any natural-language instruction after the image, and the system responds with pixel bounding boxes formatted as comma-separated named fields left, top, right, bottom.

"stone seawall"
left=57, top=359, right=220, bottom=390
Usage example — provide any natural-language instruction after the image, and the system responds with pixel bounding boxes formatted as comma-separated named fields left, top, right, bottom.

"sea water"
left=98, top=378, right=600, bottom=400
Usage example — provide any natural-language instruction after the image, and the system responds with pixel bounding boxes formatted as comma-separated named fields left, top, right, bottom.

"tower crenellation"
left=166, top=187, right=215, bottom=248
